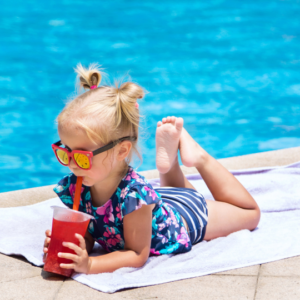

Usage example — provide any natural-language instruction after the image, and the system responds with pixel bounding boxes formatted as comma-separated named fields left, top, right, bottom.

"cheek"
left=91, top=153, right=114, bottom=172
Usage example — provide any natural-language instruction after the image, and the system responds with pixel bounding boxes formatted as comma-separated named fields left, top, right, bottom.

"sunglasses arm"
left=92, top=136, right=137, bottom=156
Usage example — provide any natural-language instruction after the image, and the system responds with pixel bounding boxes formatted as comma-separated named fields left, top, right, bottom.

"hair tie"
left=135, top=102, right=139, bottom=109
left=90, top=85, right=97, bottom=90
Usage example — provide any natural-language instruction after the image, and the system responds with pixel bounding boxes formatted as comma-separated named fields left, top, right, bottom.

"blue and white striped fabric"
left=155, top=187, right=208, bottom=244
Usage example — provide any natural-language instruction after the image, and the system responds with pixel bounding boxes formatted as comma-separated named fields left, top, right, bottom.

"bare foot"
left=179, top=128, right=208, bottom=168
left=156, top=116, right=183, bottom=174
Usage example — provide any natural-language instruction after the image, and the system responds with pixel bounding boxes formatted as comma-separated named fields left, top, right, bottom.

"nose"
left=68, top=157, right=79, bottom=172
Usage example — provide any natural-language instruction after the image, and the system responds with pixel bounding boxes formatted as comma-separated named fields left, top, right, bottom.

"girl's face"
left=58, top=127, right=120, bottom=187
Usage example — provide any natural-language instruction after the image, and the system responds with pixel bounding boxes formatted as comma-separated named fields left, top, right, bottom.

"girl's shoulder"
left=120, top=166, right=158, bottom=196
left=116, top=167, right=161, bottom=218
left=121, top=166, right=149, bottom=187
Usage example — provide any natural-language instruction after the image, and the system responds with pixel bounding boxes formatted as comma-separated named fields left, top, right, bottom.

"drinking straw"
left=73, top=176, right=83, bottom=211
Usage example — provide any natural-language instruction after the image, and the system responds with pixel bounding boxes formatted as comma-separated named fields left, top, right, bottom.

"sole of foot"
left=156, top=116, right=183, bottom=174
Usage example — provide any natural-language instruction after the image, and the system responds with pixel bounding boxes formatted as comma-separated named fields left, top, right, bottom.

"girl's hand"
left=43, top=229, right=51, bottom=263
left=58, top=233, right=92, bottom=274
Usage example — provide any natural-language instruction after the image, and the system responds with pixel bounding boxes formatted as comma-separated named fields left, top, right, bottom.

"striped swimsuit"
left=155, top=187, right=208, bottom=244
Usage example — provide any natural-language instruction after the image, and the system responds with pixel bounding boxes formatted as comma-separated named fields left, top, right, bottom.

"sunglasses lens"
left=56, top=149, right=69, bottom=165
left=74, top=153, right=90, bottom=169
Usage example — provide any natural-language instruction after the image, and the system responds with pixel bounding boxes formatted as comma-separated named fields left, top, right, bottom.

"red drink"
left=43, top=206, right=93, bottom=277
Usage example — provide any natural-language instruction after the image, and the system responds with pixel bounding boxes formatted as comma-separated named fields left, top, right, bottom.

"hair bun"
left=74, top=63, right=102, bottom=90
left=118, top=82, right=144, bottom=100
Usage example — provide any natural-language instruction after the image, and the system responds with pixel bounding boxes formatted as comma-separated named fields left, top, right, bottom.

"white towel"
left=0, top=162, right=299, bottom=293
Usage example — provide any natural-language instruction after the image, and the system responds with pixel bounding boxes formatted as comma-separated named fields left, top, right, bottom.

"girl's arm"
left=59, top=203, right=155, bottom=274
left=88, top=203, right=155, bottom=274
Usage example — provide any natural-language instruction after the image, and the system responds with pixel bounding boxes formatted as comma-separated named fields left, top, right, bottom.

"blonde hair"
left=56, top=63, right=144, bottom=168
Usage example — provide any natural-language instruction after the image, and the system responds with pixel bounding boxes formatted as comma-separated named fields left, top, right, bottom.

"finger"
left=75, top=234, right=86, bottom=250
left=43, top=247, right=48, bottom=254
left=45, top=230, right=51, bottom=237
left=63, top=242, right=81, bottom=255
left=44, top=238, right=51, bottom=248
left=58, top=252, right=78, bottom=262
left=60, top=263, right=75, bottom=269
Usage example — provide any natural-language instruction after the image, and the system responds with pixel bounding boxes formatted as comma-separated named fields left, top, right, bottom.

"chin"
left=82, top=179, right=91, bottom=186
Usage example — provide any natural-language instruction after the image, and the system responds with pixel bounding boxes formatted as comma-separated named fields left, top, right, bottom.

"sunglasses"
left=52, top=136, right=137, bottom=170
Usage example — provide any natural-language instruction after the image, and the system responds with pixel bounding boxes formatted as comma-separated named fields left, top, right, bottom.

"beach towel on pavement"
left=0, top=161, right=299, bottom=293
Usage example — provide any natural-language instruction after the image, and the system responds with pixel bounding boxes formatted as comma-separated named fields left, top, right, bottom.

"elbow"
left=250, top=206, right=261, bottom=231
left=134, top=252, right=149, bottom=268
left=137, top=259, right=147, bottom=269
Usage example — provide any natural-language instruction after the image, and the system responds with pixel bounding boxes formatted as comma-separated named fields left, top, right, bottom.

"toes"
left=157, top=121, right=162, bottom=127
left=162, top=116, right=177, bottom=124
left=161, top=116, right=181, bottom=126
left=162, top=117, right=171, bottom=123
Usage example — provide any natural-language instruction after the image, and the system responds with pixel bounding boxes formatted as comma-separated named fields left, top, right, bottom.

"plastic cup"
left=43, top=206, right=94, bottom=277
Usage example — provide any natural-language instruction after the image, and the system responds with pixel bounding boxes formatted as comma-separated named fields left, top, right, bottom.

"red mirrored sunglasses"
left=51, top=136, right=137, bottom=170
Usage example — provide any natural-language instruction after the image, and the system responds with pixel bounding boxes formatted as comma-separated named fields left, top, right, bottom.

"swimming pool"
left=1, top=0, right=299, bottom=193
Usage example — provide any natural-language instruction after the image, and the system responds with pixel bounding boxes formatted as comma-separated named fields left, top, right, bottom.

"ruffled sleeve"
left=53, top=173, right=77, bottom=209
left=120, top=184, right=161, bottom=218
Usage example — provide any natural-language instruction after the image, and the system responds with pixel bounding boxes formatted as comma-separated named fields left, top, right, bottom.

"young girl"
left=43, top=64, right=261, bottom=274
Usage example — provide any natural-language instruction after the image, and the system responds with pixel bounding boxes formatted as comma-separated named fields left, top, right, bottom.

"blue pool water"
left=0, top=1, right=300, bottom=193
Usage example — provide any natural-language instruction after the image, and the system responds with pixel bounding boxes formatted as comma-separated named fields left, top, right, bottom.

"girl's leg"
left=159, top=157, right=197, bottom=190
left=179, top=127, right=261, bottom=241
left=155, top=117, right=261, bottom=241
left=155, top=116, right=196, bottom=190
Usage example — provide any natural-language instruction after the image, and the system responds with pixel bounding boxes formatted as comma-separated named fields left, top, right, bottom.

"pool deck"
left=1, top=147, right=300, bottom=300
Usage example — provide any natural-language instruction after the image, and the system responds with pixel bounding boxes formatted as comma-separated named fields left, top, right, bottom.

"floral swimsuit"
left=53, top=167, right=192, bottom=255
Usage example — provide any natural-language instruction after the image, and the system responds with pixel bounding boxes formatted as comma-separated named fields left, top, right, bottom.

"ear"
left=116, top=141, right=132, bottom=161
